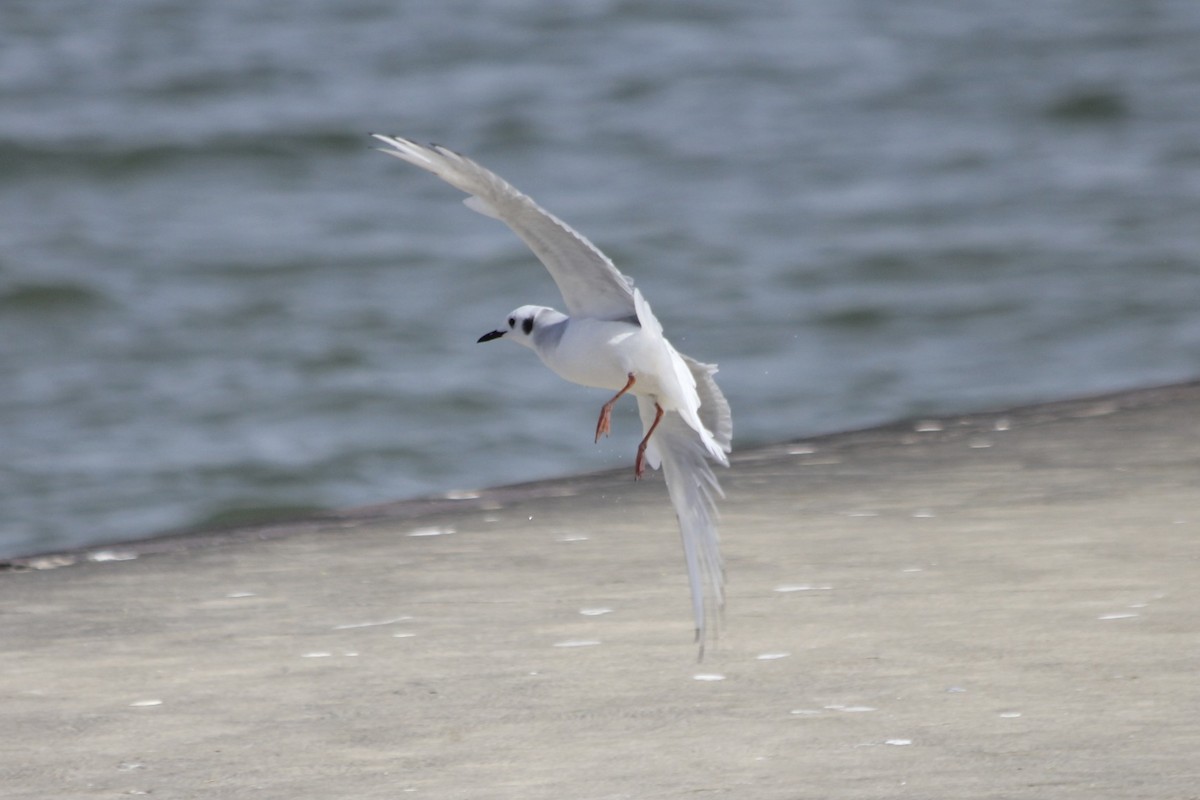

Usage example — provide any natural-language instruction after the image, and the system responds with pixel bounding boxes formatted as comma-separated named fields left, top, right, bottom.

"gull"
left=372, top=134, right=732, bottom=651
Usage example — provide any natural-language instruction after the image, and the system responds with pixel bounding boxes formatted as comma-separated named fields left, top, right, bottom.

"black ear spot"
left=522, top=317, right=534, bottom=335
left=508, top=317, right=515, bottom=328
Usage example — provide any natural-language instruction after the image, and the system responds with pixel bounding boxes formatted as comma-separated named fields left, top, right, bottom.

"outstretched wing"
left=373, top=134, right=637, bottom=322
left=637, top=397, right=726, bottom=656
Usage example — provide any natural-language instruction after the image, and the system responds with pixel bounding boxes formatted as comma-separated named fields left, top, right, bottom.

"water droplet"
left=789, top=708, right=821, bottom=716
left=912, top=510, right=935, bottom=518
left=756, top=652, right=790, bottom=660
left=693, top=673, right=725, bottom=681
left=884, top=738, right=912, bottom=746
left=579, top=608, right=613, bottom=616
left=393, top=632, right=416, bottom=638
left=333, top=616, right=413, bottom=630
left=443, top=490, right=481, bottom=500
left=774, top=584, right=833, bottom=593
left=301, top=652, right=333, bottom=658
left=129, top=700, right=162, bottom=707
left=787, top=445, right=816, bottom=455
left=968, top=438, right=993, bottom=449
left=915, top=420, right=943, bottom=432
left=1073, top=402, right=1117, bottom=418
left=1098, top=613, right=1139, bottom=620
left=26, top=555, right=76, bottom=570
left=556, top=534, right=589, bottom=542
left=553, top=639, right=601, bottom=648
left=225, top=591, right=257, bottom=598
left=826, top=704, right=876, bottom=712
left=87, top=550, right=138, bottom=562
left=999, top=711, right=1022, bottom=718
left=407, top=526, right=455, bottom=537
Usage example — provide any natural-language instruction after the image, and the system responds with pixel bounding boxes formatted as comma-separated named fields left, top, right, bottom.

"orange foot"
left=633, top=402, right=664, bottom=480
left=594, top=373, right=637, bottom=443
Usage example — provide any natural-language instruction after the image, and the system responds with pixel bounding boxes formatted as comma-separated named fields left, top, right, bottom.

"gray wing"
left=373, top=134, right=637, bottom=321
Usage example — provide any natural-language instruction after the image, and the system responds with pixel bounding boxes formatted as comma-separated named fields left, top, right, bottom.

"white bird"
left=372, top=134, right=732, bottom=652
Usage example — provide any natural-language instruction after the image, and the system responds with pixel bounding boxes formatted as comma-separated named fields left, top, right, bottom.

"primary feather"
left=372, top=135, right=637, bottom=322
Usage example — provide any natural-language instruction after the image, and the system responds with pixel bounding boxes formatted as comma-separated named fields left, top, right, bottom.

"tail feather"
left=638, top=398, right=726, bottom=656
left=682, top=354, right=732, bottom=459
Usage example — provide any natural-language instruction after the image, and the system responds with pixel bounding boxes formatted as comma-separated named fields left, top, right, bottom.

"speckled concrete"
left=3, top=383, right=1198, bottom=799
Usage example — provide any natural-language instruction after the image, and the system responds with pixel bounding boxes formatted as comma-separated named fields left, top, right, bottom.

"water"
left=3, top=1, right=1199, bottom=558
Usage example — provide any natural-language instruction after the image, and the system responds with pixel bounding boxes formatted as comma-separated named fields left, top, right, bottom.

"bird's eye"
left=507, top=317, right=515, bottom=328
left=522, top=317, right=534, bottom=335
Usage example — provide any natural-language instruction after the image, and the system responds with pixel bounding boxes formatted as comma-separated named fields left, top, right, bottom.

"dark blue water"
left=3, top=0, right=1199, bottom=557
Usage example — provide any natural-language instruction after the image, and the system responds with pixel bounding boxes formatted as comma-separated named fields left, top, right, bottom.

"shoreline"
left=4, top=378, right=1196, bottom=571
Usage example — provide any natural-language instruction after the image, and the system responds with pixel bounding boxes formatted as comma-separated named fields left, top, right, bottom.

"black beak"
left=477, top=330, right=505, bottom=343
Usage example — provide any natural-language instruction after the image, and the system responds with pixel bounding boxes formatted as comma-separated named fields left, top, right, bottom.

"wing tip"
left=371, top=133, right=437, bottom=166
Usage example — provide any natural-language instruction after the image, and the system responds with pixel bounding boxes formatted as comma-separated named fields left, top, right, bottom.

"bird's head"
left=477, top=305, right=561, bottom=349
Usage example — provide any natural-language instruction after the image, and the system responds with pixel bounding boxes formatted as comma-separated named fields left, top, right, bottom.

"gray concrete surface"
left=3, top=383, right=1199, bottom=799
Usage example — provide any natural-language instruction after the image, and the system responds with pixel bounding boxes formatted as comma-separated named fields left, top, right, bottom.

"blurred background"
left=3, top=0, right=1199, bottom=558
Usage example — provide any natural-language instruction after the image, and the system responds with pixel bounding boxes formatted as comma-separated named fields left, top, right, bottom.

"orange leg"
left=634, top=402, right=664, bottom=480
left=594, top=372, right=637, bottom=443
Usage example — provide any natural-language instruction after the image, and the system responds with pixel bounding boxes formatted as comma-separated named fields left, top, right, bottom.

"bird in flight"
left=373, top=135, right=732, bottom=652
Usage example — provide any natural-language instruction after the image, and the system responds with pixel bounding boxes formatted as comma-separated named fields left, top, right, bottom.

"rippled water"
left=3, top=1, right=1200, bottom=557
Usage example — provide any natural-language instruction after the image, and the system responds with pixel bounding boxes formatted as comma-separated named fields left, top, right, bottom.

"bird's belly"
left=543, top=321, right=662, bottom=394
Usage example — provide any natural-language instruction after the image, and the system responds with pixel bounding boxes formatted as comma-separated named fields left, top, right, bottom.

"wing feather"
left=682, top=355, right=732, bottom=457
left=373, top=135, right=636, bottom=321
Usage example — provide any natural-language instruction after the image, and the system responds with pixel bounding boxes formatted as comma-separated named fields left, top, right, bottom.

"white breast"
left=538, top=318, right=672, bottom=398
